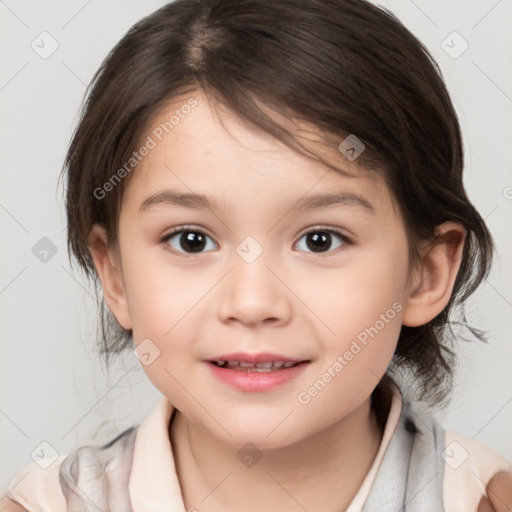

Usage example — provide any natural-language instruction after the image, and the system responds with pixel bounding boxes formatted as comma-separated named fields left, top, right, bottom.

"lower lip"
left=206, top=362, right=309, bottom=392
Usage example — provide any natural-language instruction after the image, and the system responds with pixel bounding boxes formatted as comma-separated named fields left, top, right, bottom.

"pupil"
left=307, top=231, right=331, bottom=252
left=181, top=231, right=206, bottom=252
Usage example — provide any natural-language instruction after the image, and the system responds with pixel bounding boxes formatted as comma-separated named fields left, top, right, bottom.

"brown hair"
left=59, top=0, right=494, bottom=406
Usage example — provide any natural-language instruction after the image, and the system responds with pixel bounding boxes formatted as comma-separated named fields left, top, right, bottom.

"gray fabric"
left=362, top=400, right=446, bottom=511
left=57, top=400, right=445, bottom=511
left=58, top=427, right=137, bottom=512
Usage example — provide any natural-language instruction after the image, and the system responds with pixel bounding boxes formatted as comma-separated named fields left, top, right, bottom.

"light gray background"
left=1, top=0, right=511, bottom=492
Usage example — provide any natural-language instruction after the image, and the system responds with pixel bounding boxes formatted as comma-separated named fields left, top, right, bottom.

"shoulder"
left=1, top=456, right=68, bottom=512
left=0, top=497, right=30, bottom=512
left=1, top=425, right=139, bottom=512
left=443, top=429, right=512, bottom=512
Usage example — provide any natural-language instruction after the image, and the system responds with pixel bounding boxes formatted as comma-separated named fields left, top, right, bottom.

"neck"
left=169, top=388, right=389, bottom=512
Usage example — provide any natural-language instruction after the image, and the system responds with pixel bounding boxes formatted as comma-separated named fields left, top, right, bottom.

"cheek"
left=296, top=307, right=402, bottom=426
left=300, top=241, right=407, bottom=398
left=120, top=244, right=216, bottom=388
left=309, top=246, right=407, bottom=342
left=121, top=242, right=205, bottom=338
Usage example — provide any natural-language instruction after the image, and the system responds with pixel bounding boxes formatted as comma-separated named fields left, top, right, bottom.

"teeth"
left=255, top=362, right=273, bottom=368
left=215, top=360, right=298, bottom=369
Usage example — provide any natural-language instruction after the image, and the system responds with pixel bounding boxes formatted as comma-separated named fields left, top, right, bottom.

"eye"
left=294, top=227, right=350, bottom=255
left=161, top=227, right=218, bottom=254
left=160, top=226, right=350, bottom=256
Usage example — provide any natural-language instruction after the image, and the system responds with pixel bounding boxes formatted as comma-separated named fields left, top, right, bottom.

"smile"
left=206, top=360, right=310, bottom=391
left=210, top=360, right=300, bottom=371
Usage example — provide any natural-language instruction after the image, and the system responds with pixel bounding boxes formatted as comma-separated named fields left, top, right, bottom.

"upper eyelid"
left=163, top=225, right=217, bottom=242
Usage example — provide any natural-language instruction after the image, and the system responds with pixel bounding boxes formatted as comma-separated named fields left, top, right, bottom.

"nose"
left=217, top=249, right=293, bottom=328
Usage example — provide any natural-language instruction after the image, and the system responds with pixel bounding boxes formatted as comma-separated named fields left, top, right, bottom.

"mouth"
left=207, top=360, right=306, bottom=372
left=205, top=357, right=310, bottom=392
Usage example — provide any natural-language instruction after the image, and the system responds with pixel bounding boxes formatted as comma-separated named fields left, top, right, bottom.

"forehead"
left=122, top=91, right=399, bottom=221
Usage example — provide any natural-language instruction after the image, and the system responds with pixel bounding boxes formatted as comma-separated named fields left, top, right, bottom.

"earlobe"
left=88, top=223, right=132, bottom=330
left=401, top=221, right=466, bottom=327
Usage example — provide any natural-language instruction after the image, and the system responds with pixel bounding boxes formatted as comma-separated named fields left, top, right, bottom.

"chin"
left=228, top=428, right=303, bottom=452
left=204, top=411, right=309, bottom=451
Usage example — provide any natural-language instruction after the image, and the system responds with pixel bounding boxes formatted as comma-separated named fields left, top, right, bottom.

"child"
left=2, top=0, right=511, bottom=510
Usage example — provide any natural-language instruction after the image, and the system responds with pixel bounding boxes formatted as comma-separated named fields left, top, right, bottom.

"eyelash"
left=160, top=225, right=352, bottom=257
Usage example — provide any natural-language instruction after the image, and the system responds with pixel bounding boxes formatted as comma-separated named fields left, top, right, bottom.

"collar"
left=128, top=383, right=404, bottom=510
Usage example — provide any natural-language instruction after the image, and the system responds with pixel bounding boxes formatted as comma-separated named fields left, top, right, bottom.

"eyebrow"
left=139, top=189, right=375, bottom=214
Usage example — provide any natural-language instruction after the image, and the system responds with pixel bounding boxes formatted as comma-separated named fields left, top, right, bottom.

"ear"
left=401, top=221, right=467, bottom=327
left=88, top=223, right=132, bottom=330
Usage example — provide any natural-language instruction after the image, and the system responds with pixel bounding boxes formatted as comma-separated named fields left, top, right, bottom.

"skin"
left=479, top=472, right=512, bottom=511
left=87, top=90, right=471, bottom=511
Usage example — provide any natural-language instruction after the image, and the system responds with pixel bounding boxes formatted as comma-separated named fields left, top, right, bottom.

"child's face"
left=107, top=91, right=413, bottom=448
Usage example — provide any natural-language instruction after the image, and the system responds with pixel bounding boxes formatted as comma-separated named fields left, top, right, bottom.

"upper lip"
left=205, top=352, right=308, bottom=363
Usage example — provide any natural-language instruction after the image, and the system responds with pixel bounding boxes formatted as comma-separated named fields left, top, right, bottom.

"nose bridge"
left=217, top=235, right=291, bottom=326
